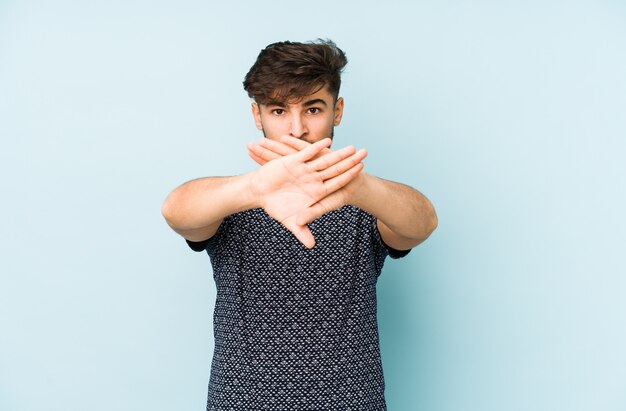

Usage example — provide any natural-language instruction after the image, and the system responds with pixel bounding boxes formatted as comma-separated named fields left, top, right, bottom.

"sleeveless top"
left=187, top=205, right=409, bottom=410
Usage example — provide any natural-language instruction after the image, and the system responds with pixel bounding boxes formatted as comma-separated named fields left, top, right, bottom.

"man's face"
left=251, top=86, right=344, bottom=144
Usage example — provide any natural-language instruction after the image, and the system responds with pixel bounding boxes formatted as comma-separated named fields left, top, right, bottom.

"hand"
left=248, top=135, right=333, bottom=165
left=246, top=137, right=367, bottom=248
left=247, top=136, right=368, bottom=231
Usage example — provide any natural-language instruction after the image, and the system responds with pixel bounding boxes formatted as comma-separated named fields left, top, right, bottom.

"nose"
left=289, top=113, right=308, bottom=139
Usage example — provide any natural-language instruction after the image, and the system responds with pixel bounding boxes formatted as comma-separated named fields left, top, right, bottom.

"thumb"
left=296, top=193, right=344, bottom=226
left=285, top=221, right=316, bottom=249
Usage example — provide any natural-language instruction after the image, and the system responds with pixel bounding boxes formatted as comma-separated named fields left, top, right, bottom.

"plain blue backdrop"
left=1, top=1, right=625, bottom=410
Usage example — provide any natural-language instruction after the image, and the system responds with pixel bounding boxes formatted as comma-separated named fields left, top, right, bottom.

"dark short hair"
left=243, top=39, right=347, bottom=105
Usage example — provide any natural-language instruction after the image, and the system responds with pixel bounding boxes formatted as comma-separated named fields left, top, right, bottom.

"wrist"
left=346, top=171, right=372, bottom=208
left=242, top=170, right=263, bottom=210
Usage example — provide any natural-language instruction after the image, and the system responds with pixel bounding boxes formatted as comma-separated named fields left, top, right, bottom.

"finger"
left=280, top=135, right=333, bottom=158
left=317, top=148, right=368, bottom=180
left=313, top=147, right=333, bottom=159
left=247, top=142, right=281, bottom=163
left=258, top=137, right=299, bottom=156
left=248, top=150, right=268, bottom=166
left=280, top=135, right=312, bottom=151
left=322, top=162, right=364, bottom=194
left=308, top=145, right=357, bottom=172
left=294, top=138, right=332, bottom=162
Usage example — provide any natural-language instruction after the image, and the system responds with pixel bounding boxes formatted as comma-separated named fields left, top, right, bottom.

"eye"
left=307, top=107, right=321, bottom=114
left=271, top=109, right=285, bottom=115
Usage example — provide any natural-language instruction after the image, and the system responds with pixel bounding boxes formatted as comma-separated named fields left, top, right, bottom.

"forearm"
left=161, top=174, right=257, bottom=237
left=349, top=173, right=438, bottom=249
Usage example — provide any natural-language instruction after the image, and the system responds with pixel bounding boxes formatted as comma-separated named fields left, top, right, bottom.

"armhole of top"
left=373, top=218, right=412, bottom=259
left=184, top=217, right=229, bottom=253
left=384, top=242, right=411, bottom=259
left=186, top=237, right=213, bottom=252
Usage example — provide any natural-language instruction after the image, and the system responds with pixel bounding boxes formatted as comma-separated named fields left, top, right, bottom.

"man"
left=162, top=39, right=437, bottom=410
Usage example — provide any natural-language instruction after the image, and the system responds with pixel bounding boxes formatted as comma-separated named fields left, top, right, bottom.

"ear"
left=333, top=97, right=344, bottom=126
left=251, top=102, right=263, bottom=130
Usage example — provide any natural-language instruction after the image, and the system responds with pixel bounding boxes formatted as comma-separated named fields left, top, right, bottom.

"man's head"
left=243, top=39, right=347, bottom=144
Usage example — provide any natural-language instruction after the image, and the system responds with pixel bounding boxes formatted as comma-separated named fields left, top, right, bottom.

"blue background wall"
left=1, top=1, right=625, bottom=410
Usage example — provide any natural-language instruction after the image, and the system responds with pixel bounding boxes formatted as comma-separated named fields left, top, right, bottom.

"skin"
left=162, top=86, right=437, bottom=249
left=250, top=87, right=344, bottom=144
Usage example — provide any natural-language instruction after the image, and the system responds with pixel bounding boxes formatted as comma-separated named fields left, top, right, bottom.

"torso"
left=204, top=205, right=390, bottom=410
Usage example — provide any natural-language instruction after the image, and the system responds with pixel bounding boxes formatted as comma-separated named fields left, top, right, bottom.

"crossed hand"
left=246, top=136, right=367, bottom=249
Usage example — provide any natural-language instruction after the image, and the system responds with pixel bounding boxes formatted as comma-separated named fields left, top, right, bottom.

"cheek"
left=314, top=117, right=335, bottom=133
left=260, top=119, right=289, bottom=138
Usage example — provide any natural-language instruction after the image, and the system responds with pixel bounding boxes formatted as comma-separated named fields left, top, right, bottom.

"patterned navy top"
left=187, top=205, right=409, bottom=410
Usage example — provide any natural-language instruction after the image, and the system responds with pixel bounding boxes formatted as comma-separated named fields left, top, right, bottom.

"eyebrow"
left=303, top=98, right=329, bottom=107
left=265, top=98, right=329, bottom=108
left=266, top=100, right=287, bottom=108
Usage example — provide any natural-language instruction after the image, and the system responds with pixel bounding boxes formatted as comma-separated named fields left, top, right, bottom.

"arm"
left=299, top=168, right=438, bottom=250
left=344, top=173, right=438, bottom=250
left=161, top=175, right=255, bottom=242
left=248, top=136, right=438, bottom=250
left=162, top=138, right=367, bottom=248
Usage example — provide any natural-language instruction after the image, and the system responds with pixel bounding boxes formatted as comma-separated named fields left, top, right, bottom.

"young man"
left=162, top=40, right=437, bottom=410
